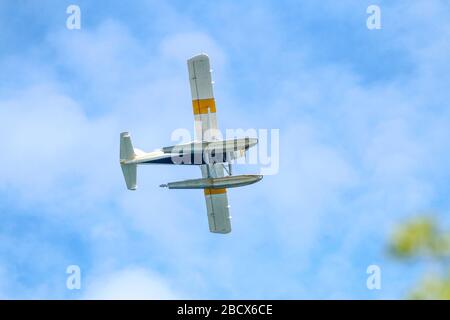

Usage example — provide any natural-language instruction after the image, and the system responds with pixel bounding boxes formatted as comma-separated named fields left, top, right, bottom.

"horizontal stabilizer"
left=120, top=132, right=135, bottom=160
left=121, top=163, right=137, bottom=190
left=120, top=132, right=137, bottom=190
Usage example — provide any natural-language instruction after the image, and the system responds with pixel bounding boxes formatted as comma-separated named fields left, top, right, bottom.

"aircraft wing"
left=187, top=54, right=231, bottom=234
left=203, top=188, right=231, bottom=233
left=187, top=53, right=220, bottom=141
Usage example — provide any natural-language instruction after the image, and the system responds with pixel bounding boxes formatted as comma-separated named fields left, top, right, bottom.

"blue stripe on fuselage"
left=141, top=152, right=230, bottom=165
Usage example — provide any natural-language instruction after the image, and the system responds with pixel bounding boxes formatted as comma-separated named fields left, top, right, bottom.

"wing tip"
left=210, top=228, right=232, bottom=234
left=188, top=53, right=210, bottom=63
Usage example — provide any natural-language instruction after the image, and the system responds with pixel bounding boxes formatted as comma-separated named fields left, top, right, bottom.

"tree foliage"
left=389, top=216, right=450, bottom=299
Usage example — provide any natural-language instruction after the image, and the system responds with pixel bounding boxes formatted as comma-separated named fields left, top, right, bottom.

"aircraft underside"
left=119, top=54, right=262, bottom=234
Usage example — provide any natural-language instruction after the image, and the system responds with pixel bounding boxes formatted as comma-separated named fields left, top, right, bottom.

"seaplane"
left=119, top=54, right=262, bottom=234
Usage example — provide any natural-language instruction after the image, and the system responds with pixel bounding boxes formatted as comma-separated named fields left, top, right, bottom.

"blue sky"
left=1, top=0, right=450, bottom=299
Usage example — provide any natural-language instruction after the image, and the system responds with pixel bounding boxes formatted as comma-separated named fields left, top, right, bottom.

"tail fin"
left=120, top=132, right=137, bottom=190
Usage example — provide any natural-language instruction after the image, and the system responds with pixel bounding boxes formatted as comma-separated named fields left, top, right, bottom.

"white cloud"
left=0, top=266, right=8, bottom=299
left=159, top=32, right=226, bottom=67
left=83, top=267, right=179, bottom=299
left=1, top=1, right=450, bottom=299
left=0, top=19, right=231, bottom=298
left=0, top=84, right=119, bottom=211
